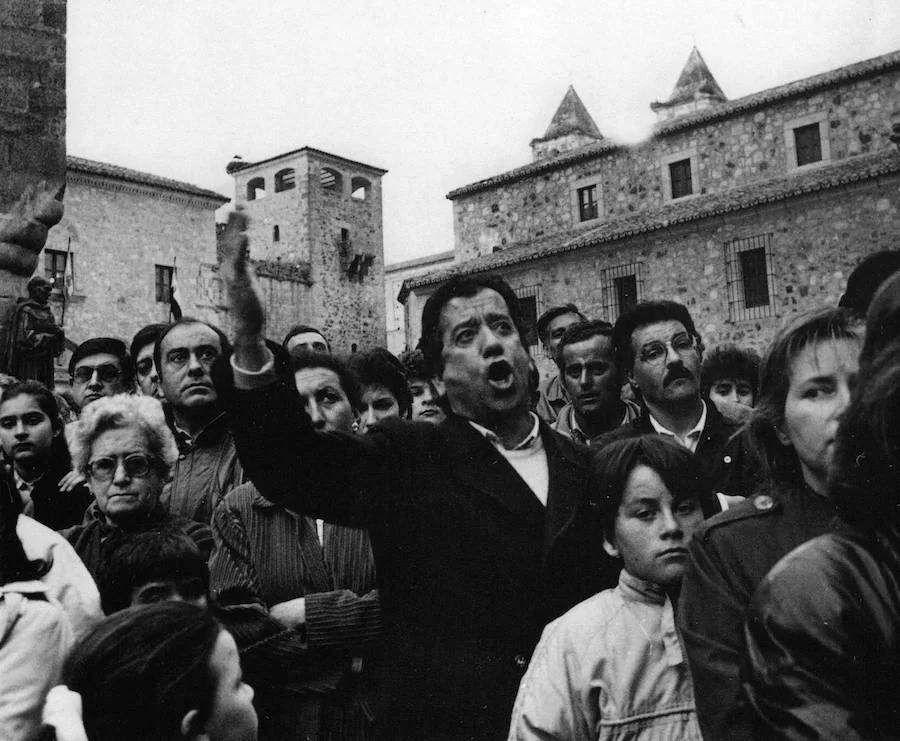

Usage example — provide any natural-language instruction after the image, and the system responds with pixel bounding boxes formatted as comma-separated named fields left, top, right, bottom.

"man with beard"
left=156, top=318, right=243, bottom=524
left=212, top=211, right=616, bottom=741
left=598, top=301, right=754, bottom=500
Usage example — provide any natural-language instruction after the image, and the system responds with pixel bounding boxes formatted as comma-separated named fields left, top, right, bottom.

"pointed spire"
left=530, top=86, right=603, bottom=160
left=542, top=86, right=603, bottom=140
left=651, top=47, right=727, bottom=121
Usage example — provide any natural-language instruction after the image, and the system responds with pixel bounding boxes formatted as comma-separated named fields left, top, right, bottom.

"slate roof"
left=402, top=149, right=900, bottom=300
left=532, top=85, right=603, bottom=144
left=67, top=156, right=230, bottom=203
left=651, top=47, right=727, bottom=110
left=447, top=49, right=900, bottom=200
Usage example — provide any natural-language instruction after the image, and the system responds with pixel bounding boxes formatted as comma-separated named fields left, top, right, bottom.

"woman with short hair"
left=63, top=394, right=211, bottom=581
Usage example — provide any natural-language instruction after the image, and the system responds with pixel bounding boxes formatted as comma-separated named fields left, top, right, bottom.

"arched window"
left=273, top=225, right=280, bottom=242
left=247, top=177, right=266, bottom=201
left=320, top=167, right=343, bottom=193
left=274, top=168, right=295, bottom=193
left=351, top=176, right=371, bottom=200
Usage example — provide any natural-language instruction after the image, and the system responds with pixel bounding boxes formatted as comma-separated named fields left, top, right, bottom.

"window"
left=793, top=123, right=822, bottom=167
left=351, top=176, right=371, bottom=200
left=514, top=284, right=543, bottom=354
left=785, top=113, right=830, bottom=170
left=602, top=263, right=642, bottom=321
left=320, top=167, right=343, bottom=192
left=273, top=225, right=280, bottom=242
left=577, top=185, right=598, bottom=222
left=614, top=274, right=638, bottom=315
left=661, top=149, right=698, bottom=201
left=246, top=177, right=266, bottom=201
left=155, top=265, right=173, bottom=304
left=571, top=178, right=602, bottom=224
left=724, top=234, right=776, bottom=322
left=44, top=249, right=68, bottom=292
left=274, top=168, right=295, bottom=193
left=669, top=159, right=693, bottom=199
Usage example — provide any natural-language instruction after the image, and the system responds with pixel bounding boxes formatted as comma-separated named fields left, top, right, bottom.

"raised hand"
left=219, top=210, right=267, bottom=365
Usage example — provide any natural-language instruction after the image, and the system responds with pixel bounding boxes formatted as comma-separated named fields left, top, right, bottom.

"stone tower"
left=227, top=147, right=388, bottom=352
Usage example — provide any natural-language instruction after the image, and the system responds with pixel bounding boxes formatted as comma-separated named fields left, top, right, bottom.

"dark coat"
left=216, top=364, right=615, bottom=741
left=595, top=399, right=762, bottom=498
left=746, top=528, right=900, bottom=740
left=677, top=483, right=843, bottom=741
left=27, top=459, right=93, bottom=532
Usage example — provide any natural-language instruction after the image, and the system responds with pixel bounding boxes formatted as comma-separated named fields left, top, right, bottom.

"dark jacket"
left=745, top=528, right=900, bottom=740
left=62, top=502, right=213, bottom=582
left=595, top=399, right=762, bottom=498
left=215, top=360, right=615, bottom=741
left=677, top=482, right=843, bottom=741
left=27, top=459, right=93, bottom=532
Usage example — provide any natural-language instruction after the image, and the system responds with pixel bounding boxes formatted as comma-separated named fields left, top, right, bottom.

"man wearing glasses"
left=155, top=318, right=243, bottom=524
left=69, top=337, right=134, bottom=413
left=600, top=301, right=758, bottom=502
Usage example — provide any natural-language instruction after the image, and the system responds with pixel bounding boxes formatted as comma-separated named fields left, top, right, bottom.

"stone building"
left=401, top=48, right=900, bottom=371
left=227, top=147, right=387, bottom=352
left=43, top=156, right=228, bottom=381
left=384, top=250, right=454, bottom=354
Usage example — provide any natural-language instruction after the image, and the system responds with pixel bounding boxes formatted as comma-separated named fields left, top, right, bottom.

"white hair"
left=68, top=394, right=178, bottom=478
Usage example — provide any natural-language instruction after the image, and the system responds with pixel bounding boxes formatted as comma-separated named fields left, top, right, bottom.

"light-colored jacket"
left=508, top=570, right=702, bottom=741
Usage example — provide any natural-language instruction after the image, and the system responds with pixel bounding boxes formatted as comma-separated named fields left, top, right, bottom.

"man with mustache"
left=212, top=211, right=615, bottom=741
left=552, top=319, right=640, bottom=445
left=599, top=301, right=752, bottom=500
left=156, top=318, right=243, bottom=524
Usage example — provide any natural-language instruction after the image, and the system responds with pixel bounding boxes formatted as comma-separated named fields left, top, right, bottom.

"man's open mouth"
left=486, top=360, right=515, bottom=390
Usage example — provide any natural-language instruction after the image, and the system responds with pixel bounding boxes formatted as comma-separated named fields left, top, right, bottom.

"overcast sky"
left=67, top=0, right=900, bottom=264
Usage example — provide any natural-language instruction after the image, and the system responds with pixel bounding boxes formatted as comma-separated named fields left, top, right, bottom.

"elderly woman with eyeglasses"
left=62, top=395, right=212, bottom=587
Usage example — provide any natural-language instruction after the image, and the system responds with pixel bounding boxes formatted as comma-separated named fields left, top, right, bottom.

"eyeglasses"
left=135, top=358, right=154, bottom=377
left=86, top=453, right=155, bottom=481
left=638, top=333, right=697, bottom=365
left=72, top=363, right=123, bottom=384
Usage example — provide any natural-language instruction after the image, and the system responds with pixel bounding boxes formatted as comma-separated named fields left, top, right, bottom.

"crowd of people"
left=1, top=215, right=899, bottom=741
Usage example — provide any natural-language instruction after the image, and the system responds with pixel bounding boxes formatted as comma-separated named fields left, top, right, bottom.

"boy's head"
left=701, top=344, right=761, bottom=408
left=591, top=435, right=716, bottom=590
left=97, top=529, right=210, bottom=615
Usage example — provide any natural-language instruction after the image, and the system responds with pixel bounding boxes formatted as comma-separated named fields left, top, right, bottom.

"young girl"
left=508, top=435, right=715, bottom=741
left=0, top=381, right=92, bottom=530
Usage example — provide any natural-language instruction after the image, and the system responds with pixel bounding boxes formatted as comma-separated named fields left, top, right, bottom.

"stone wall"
left=435, top=174, right=900, bottom=382
left=0, top=0, right=67, bottom=294
left=451, top=67, right=900, bottom=263
left=42, top=175, right=223, bottom=351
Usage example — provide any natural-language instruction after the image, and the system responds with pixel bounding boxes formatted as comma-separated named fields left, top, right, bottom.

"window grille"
left=601, top=263, right=642, bottom=322
left=513, top=284, right=543, bottom=355
left=724, top=234, right=777, bottom=322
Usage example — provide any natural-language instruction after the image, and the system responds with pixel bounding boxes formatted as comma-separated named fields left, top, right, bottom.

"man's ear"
left=602, top=535, right=620, bottom=559
left=180, top=709, right=206, bottom=740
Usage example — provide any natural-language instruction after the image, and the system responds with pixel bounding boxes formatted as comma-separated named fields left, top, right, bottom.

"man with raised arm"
left=215, top=211, right=613, bottom=741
